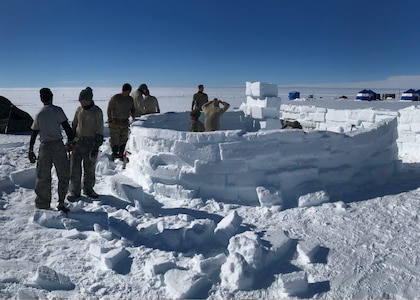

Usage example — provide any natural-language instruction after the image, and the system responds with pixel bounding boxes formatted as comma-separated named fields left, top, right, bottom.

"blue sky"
left=1, top=0, right=420, bottom=88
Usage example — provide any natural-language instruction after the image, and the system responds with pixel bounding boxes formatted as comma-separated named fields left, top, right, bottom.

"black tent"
left=0, top=96, right=33, bottom=133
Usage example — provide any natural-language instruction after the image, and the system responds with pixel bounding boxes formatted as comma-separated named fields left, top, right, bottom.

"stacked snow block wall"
left=279, top=104, right=420, bottom=163
left=126, top=117, right=398, bottom=208
left=133, top=110, right=260, bottom=133
left=396, top=106, right=420, bottom=162
left=241, top=82, right=282, bottom=130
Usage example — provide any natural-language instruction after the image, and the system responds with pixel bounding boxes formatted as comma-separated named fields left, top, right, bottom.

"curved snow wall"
left=280, top=104, right=420, bottom=163
left=126, top=112, right=398, bottom=208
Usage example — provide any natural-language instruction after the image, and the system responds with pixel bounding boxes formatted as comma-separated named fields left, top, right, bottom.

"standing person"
left=131, top=84, right=145, bottom=117
left=139, top=83, right=160, bottom=114
left=107, top=83, right=135, bottom=160
left=191, top=84, right=209, bottom=111
left=29, top=88, right=74, bottom=211
left=67, top=87, right=104, bottom=201
left=202, top=98, right=230, bottom=131
left=190, top=109, right=205, bottom=132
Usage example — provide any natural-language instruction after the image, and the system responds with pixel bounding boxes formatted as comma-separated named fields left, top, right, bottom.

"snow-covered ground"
left=1, top=85, right=420, bottom=299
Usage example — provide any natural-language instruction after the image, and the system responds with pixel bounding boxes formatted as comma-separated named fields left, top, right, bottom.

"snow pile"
left=26, top=173, right=326, bottom=298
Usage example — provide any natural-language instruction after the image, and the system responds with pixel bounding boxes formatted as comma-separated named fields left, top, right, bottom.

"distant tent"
left=0, top=96, right=33, bottom=134
left=288, top=91, right=300, bottom=100
left=356, top=89, right=380, bottom=101
left=382, top=93, right=396, bottom=100
left=401, top=89, right=419, bottom=101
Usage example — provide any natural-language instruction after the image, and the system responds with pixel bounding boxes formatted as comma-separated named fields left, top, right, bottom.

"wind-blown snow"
left=1, top=85, right=420, bottom=299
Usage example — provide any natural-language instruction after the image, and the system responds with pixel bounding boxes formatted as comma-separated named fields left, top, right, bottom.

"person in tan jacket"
left=141, top=83, right=160, bottom=114
left=131, top=85, right=144, bottom=117
left=131, top=83, right=160, bottom=116
left=107, top=83, right=135, bottom=160
left=202, top=98, right=230, bottom=131
left=67, top=87, right=104, bottom=201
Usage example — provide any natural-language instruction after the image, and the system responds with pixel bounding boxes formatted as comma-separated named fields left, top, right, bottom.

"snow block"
left=184, top=219, right=216, bottom=247
left=110, top=173, right=144, bottom=205
left=88, top=244, right=112, bottom=259
left=65, top=211, right=109, bottom=231
left=33, top=210, right=65, bottom=229
left=246, top=96, right=281, bottom=108
left=154, top=183, right=196, bottom=200
left=227, top=231, right=269, bottom=270
left=256, top=186, right=283, bottom=207
left=17, top=288, right=39, bottom=300
left=35, top=266, right=75, bottom=291
left=250, top=106, right=280, bottom=120
left=9, top=167, right=36, bottom=189
left=164, top=269, right=212, bottom=299
left=298, top=190, right=329, bottom=208
left=250, top=82, right=278, bottom=98
left=259, top=118, right=282, bottom=130
left=0, top=176, right=14, bottom=195
left=214, top=211, right=243, bottom=245
left=61, top=228, right=81, bottom=239
left=220, top=252, right=254, bottom=291
left=61, top=217, right=81, bottom=230
left=144, top=255, right=177, bottom=278
left=277, top=271, right=308, bottom=296
left=297, top=240, right=321, bottom=264
left=245, top=81, right=252, bottom=96
left=263, top=229, right=294, bottom=259
left=103, top=247, right=130, bottom=271
left=195, top=253, right=227, bottom=277
left=174, top=140, right=220, bottom=163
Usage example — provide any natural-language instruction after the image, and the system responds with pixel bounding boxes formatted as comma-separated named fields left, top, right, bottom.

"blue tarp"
left=288, top=91, right=300, bottom=100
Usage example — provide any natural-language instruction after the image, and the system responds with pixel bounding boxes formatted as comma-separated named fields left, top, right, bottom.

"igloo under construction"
left=125, top=82, right=399, bottom=209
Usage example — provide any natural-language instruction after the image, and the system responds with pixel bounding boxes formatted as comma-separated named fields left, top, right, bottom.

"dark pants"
left=35, top=140, right=69, bottom=208
left=69, top=137, right=96, bottom=195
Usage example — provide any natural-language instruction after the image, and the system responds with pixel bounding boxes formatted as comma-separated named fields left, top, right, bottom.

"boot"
left=111, top=145, right=119, bottom=160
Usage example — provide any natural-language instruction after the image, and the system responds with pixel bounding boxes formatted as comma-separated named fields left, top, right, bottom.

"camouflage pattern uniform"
left=30, top=102, right=71, bottom=209
left=107, top=92, right=135, bottom=159
left=69, top=90, right=104, bottom=196
left=191, top=90, right=209, bottom=111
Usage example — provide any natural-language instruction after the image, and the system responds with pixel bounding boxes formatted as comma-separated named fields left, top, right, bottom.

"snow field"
left=1, top=83, right=420, bottom=298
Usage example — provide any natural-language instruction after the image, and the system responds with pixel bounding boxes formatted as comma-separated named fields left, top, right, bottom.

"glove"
left=94, top=134, right=104, bottom=149
left=28, top=150, right=37, bottom=163
left=89, top=149, right=98, bottom=161
left=66, top=142, right=75, bottom=152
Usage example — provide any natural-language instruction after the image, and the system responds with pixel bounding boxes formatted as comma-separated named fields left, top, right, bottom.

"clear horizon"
left=2, top=0, right=420, bottom=88
left=1, top=74, right=420, bottom=90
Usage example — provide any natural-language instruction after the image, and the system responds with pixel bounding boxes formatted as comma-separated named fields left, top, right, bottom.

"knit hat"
left=79, top=87, right=93, bottom=101
left=138, top=83, right=148, bottom=91
left=39, top=88, right=53, bottom=103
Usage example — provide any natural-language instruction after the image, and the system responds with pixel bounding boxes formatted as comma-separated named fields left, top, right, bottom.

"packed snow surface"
left=1, top=86, right=420, bottom=299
